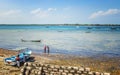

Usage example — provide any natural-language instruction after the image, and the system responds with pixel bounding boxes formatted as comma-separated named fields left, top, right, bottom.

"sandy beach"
left=0, top=48, right=120, bottom=75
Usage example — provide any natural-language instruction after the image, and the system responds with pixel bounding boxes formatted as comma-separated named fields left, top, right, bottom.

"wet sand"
left=0, top=48, right=120, bottom=75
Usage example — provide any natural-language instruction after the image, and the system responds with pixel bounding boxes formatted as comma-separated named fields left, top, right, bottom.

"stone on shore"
left=20, top=62, right=111, bottom=75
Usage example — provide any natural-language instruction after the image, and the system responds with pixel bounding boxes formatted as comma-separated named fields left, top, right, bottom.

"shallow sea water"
left=0, top=25, right=120, bottom=56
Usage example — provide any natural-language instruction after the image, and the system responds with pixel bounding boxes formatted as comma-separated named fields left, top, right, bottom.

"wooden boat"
left=21, top=39, right=41, bottom=42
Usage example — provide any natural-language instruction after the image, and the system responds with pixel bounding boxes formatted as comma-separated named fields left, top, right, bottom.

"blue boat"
left=4, top=47, right=32, bottom=65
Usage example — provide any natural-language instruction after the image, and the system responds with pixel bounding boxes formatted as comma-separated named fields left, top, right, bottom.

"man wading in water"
left=47, top=46, right=50, bottom=54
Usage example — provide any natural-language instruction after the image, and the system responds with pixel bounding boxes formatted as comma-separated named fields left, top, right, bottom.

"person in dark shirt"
left=16, top=55, right=20, bottom=68
left=23, top=53, right=26, bottom=63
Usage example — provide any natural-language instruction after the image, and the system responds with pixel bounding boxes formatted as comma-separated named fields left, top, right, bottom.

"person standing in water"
left=44, top=45, right=50, bottom=54
left=44, top=45, right=47, bottom=53
left=47, top=46, right=50, bottom=54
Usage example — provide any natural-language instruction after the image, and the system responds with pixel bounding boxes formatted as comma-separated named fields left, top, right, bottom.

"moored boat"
left=21, top=39, right=41, bottom=42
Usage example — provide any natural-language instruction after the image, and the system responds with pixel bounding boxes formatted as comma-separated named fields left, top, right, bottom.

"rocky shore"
left=20, top=62, right=110, bottom=75
left=0, top=48, right=120, bottom=75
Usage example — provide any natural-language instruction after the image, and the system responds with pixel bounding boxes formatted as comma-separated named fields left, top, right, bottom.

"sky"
left=0, top=0, right=120, bottom=24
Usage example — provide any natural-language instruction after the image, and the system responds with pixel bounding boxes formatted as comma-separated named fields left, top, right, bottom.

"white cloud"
left=30, top=8, right=57, bottom=18
left=48, top=8, right=56, bottom=11
left=89, top=9, right=120, bottom=19
left=0, top=10, right=25, bottom=24
left=30, top=8, right=41, bottom=14
left=30, top=8, right=48, bottom=18
left=0, top=10, right=21, bottom=17
left=0, top=10, right=22, bottom=23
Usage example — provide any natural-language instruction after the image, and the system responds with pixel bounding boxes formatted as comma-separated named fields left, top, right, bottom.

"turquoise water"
left=0, top=25, right=120, bottom=56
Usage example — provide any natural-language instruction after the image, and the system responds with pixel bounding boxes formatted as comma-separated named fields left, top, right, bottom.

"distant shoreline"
left=0, top=24, right=120, bottom=26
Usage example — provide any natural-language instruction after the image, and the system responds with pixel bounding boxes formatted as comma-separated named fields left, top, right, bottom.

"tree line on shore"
left=0, top=24, right=120, bottom=26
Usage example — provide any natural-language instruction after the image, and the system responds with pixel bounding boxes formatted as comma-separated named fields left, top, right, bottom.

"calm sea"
left=0, top=25, right=120, bottom=56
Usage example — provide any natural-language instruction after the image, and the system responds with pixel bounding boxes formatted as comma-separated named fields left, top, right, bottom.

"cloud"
left=0, top=10, right=21, bottom=17
left=0, top=10, right=25, bottom=24
left=89, top=9, right=120, bottom=19
left=30, top=8, right=48, bottom=18
left=30, top=8, right=57, bottom=18
left=30, top=8, right=41, bottom=14
left=0, top=10, right=22, bottom=22
left=48, top=8, right=56, bottom=11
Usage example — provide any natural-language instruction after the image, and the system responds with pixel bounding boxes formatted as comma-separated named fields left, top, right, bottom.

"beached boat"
left=4, top=47, right=32, bottom=65
left=21, top=39, right=41, bottom=42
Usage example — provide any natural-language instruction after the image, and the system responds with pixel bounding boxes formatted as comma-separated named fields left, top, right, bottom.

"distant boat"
left=46, top=26, right=49, bottom=28
left=85, top=31, right=91, bottom=33
left=111, top=27, right=117, bottom=30
left=88, top=27, right=92, bottom=29
left=58, top=31, right=63, bottom=32
left=95, top=27, right=101, bottom=29
left=21, top=39, right=41, bottom=42
left=76, top=26, right=79, bottom=28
